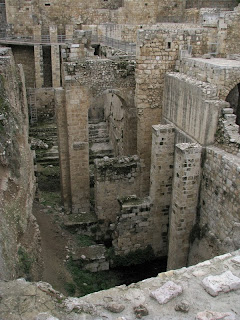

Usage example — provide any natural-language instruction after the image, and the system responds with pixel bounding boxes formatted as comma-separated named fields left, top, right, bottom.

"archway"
left=226, top=83, right=240, bottom=126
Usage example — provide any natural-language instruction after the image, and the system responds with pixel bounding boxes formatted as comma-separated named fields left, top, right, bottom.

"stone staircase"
left=89, top=121, right=114, bottom=164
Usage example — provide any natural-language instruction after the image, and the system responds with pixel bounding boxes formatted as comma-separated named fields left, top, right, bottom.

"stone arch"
left=220, top=76, right=240, bottom=101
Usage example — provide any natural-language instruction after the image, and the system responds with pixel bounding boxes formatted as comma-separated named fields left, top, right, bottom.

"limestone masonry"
left=0, top=0, right=240, bottom=318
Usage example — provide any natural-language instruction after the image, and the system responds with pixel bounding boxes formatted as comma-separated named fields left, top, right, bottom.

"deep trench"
left=32, top=115, right=168, bottom=296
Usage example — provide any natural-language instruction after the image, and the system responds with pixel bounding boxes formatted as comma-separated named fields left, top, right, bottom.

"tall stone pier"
left=167, top=143, right=202, bottom=270
left=150, top=124, right=175, bottom=255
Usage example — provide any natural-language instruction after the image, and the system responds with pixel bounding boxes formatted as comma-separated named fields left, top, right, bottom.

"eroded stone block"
left=202, top=271, right=240, bottom=296
left=150, top=281, right=183, bottom=304
left=196, top=310, right=236, bottom=320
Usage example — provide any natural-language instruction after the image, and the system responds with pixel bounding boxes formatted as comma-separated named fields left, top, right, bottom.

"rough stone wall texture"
left=186, top=0, right=237, bottom=9
left=188, top=146, right=240, bottom=266
left=112, top=197, right=155, bottom=256
left=167, top=143, right=202, bottom=270
left=104, top=89, right=137, bottom=157
left=217, top=4, right=240, bottom=57
left=11, top=45, right=35, bottom=88
left=179, top=57, right=240, bottom=100
left=31, top=88, right=55, bottom=122
left=0, top=47, right=42, bottom=280
left=4, top=0, right=186, bottom=35
left=94, top=156, right=141, bottom=223
left=135, top=26, right=208, bottom=194
left=163, top=72, right=222, bottom=145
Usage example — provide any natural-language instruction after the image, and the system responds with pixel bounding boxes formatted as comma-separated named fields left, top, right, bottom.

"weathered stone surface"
left=35, top=313, right=59, bottom=320
left=150, top=281, right=183, bottom=304
left=133, top=304, right=149, bottom=318
left=175, top=300, right=190, bottom=313
left=202, top=271, right=240, bottom=296
left=196, top=310, right=236, bottom=320
left=104, top=302, right=125, bottom=313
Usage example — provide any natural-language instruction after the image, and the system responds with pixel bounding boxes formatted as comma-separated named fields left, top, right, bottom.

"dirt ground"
left=33, top=201, right=73, bottom=296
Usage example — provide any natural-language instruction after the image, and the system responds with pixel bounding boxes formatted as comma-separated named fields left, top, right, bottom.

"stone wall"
left=104, top=88, right=137, bottom=156
left=135, top=25, right=208, bottom=194
left=112, top=197, right=153, bottom=256
left=94, top=156, right=141, bottom=223
left=11, top=45, right=35, bottom=87
left=163, top=72, right=222, bottom=145
left=179, top=57, right=240, bottom=100
left=4, top=0, right=187, bottom=36
left=188, top=146, right=240, bottom=265
left=0, top=47, right=42, bottom=280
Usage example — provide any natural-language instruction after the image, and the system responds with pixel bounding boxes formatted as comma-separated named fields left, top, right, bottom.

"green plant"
left=64, top=282, right=76, bottom=296
left=66, top=258, right=120, bottom=296
left=76, top=234, right=96, bottom=247
left=18, top=246, right=33, bottom=278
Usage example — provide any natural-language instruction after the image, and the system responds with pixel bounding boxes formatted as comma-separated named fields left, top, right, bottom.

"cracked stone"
left=150, top=281, right=183, bottom=304
left=133, top=304, right=149, bottom=318
left=202, top=271, right=240, bottom=296
left=196, top=310, right=236, bottom=320
left=104, top=302, right=125, bottom=313
left=175, top=300, right=190, bottom=313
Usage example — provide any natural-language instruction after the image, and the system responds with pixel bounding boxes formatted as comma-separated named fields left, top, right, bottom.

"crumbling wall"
left=112, top=197, right=154, bottom=256
left=188, top=146, right=240, bottom=265
left=0, top=47, right=42, bottom=280
left=179, top=57, right=240, bottom=100
left=94, top=156, right=141, bottom=223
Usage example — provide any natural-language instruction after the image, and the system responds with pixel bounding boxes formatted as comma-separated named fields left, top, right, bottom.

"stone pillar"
left=149, top=124, right=175, bottom=255
left=49, top=25, right=58, bottom=43
left=33, top=25, right=41, bottom=42
left=167, top=143, right=202, bottom=270
left=66, top=25, right=74, bottom=42
left=51, top=45, right=61, bottom=87
left=34, top=45, right=44, bottom=88
left=55, top=88, right=71, bottom=210
left=65, top=85, right=90, bottom=213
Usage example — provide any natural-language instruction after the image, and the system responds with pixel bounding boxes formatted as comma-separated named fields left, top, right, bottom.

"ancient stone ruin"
left=0, top=0, right=240, bottom=319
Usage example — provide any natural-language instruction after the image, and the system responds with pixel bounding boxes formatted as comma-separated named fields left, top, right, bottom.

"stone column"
left=65, top=85, right=90, bottom=214
left=149, top=124, right=175, bottom=255
left=49, top=25, right=58, bottom=43
left=51, top=45, right=61, bottom=88
left=55, top=88, right=71, bottom=210
left=167, top=143, right=202, bottom=270
left=33, top=25, right=41, bottom=42
left=66, top=25, right=74, bottom=42
left=34, top=45, right=44, bottom=88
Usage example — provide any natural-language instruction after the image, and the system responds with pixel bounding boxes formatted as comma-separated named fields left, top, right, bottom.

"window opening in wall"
left=167, top=42, right=171, bottom=49
left=45, top=3, right=50, bottom=6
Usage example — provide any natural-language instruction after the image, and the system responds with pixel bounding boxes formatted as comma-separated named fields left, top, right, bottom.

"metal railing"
left=92, top=34, right=136, bottom=54
left=0, top=33, right=70, bottom=44
left=0, top=31, right=136, bottom=54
